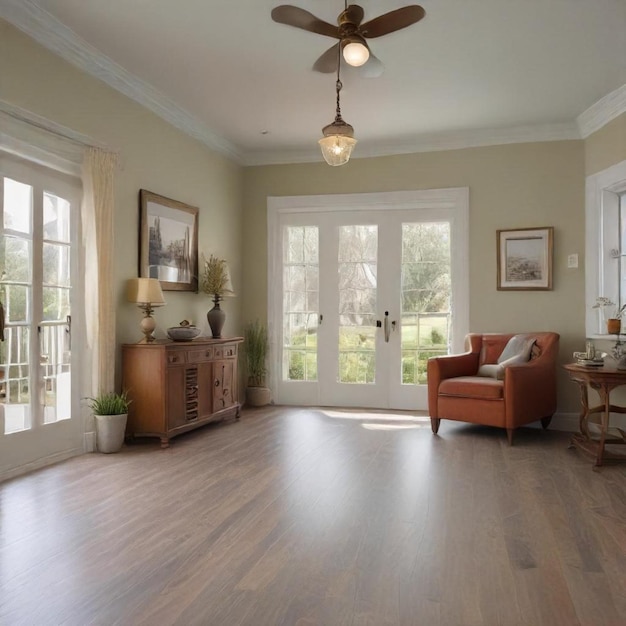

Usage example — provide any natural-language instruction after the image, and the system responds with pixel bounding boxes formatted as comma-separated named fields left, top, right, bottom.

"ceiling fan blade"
left=313, top=43, right=340, bottom=73
left=358, top=51, right=384, bottom=78
left=360, top=5, right=425, bottom=38
left=271, top=5, right=340, bottom=39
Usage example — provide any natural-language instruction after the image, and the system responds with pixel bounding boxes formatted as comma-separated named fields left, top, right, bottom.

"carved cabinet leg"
left=160, top=436, right=170, bottom=449
left=430, top=417, right=441, bottom=434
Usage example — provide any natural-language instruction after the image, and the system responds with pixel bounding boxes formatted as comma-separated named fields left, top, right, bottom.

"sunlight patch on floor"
left=319, top=409, right=431, bottom=430
left=361, top=423, right=425, bottom=431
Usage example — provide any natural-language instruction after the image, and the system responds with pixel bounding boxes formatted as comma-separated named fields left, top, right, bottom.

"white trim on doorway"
left=267, top=187, right=470, bottom=407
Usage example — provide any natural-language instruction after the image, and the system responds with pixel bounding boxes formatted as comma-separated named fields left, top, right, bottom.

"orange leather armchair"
left=427, top=332, right=560, bottom=444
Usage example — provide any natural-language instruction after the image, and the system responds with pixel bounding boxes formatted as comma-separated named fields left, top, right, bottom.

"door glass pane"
left=338, top=225, right=377, bottom=384
left=3, top=178, right=32, bottom=234
left=42, top=287, right=70, bottom=321
left=43, top=243, right=71, bottom=287
left=2, top=236, right=31, bottom=283
left=5, top=285, right=29, bottom=323
left=283, top=226, right=318, bottom=381
left=40, top=323, right=71, bottom=423
left=2, top=326, right=32, bottom=433
left=401, top=223, right=451, bottom=384
left=44, top=192, right=71, bottom=242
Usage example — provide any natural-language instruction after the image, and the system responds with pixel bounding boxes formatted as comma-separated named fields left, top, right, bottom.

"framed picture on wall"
left=497, top=227, right=553, bottom=291
left=139, top=189, right=198, bottom=291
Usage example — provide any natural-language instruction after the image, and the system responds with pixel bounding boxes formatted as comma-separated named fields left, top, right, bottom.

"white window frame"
left=585, top=159, right=626, bottom=337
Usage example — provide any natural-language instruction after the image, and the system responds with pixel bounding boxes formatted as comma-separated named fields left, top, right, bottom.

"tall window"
left=1, top=159, right=79, bottom=434
left=283, top=225, right=318, bottom=381
left=585, top=161, right=626, bottom=336
left=401, top=222, right=451, bottom=384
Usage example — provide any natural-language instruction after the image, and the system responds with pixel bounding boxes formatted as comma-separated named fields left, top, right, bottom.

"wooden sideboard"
left=122, top=337, right=243, bottom=448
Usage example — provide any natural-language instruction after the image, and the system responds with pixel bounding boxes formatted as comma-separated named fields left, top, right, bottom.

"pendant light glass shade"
left=319, top=121, right=357, bottom=166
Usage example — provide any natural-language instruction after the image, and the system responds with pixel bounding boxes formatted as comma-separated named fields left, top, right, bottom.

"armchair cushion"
left=497, top=334, right=535, bottom=364
left=440, top=376, right=504, bottom=399
left=477, top=334, right=535, bottom=378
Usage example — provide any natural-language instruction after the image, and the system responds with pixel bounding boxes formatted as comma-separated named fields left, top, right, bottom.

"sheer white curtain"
left=82, top=148, right=119, bottom=396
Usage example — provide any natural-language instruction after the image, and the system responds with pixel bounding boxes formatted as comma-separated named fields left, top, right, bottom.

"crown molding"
left=242, top=122, right=581, bottom=166
left=0, top=0, right=243, bottom=164
left=577, top=84, right=626, bottom=139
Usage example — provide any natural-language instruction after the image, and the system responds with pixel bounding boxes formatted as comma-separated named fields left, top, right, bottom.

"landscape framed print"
left=139, top=189, right=198, bottom=291
left=497, top=227, right=553, bottom=291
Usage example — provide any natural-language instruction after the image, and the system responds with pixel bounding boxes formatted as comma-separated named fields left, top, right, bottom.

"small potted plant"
left=593, top=297, right=626, bottom=334
left=244, top=319, right=271, bottom=407
left=87, top=391, right=131, bottom=453
left=201, top=254, right=234, bottom=338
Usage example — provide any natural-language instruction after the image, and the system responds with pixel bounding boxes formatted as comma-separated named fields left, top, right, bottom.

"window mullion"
left=31, top=183, right=44, bottom=428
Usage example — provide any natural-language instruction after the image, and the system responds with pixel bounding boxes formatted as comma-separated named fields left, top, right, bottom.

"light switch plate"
left=567, top=253, right=579, bottom=268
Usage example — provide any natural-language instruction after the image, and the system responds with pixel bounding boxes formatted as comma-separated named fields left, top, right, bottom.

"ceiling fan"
left=271, top=2, right=426, bottom=77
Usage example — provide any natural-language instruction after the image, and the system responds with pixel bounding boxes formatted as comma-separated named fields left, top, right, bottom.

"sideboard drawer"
left=166, top=350, right=187, bottom=366
left=215, top=344, right=238, bottom=359
left=223, top=344, right=237, bottom=358
left=188, top=347, right=214, bottom=362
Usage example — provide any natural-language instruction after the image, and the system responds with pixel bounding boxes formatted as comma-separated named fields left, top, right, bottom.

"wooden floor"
left=1, top=407, right=625, bottom=626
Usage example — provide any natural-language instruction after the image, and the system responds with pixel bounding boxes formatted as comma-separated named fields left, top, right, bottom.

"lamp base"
left=207, top=301, right=225, bottom=338
left=139, top=306, right=157, bottom=343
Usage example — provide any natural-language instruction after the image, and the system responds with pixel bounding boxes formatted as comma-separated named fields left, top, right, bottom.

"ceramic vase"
left=207, top=301, right=225, bottom=338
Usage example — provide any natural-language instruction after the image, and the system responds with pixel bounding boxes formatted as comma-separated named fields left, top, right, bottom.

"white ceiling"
left=3, top=0, right=626, bottom=164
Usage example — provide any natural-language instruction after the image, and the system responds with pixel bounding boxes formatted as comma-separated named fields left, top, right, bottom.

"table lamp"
left=126, top=277, right=165, bottom=343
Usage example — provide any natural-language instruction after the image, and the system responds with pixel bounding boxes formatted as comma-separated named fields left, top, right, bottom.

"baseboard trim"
left=84, top=431, right=95, bottom=452
left=550, top=412, right=579, bottom=432
left=0, top=446, right=84, bottom=483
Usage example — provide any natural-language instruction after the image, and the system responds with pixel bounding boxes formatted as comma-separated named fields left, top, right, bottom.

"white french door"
left=0, top=155, right=83, bottom=479
left=268, top=189, right=469, bottom=410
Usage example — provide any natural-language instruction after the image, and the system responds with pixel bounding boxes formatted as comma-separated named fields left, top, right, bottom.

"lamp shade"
left=126, top=277, right=165, bottom=305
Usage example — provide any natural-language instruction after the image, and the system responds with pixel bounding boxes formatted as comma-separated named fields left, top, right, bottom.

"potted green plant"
left=244, top=319, right=271, bottom=407
left=87, top=391, right=131, bottom=453
left=593, top=297, right=626, bottom=334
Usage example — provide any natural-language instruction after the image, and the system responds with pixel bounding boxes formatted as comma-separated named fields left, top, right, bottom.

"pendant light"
left=318, top=50, right=357, bottom=166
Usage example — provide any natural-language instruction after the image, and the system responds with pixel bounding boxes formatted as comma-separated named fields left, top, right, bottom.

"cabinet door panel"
left=166, top=366, right=187, bottom=428
left=197, top=362, right=213, bottom=419
left=213, top=360, right=235, bottom=411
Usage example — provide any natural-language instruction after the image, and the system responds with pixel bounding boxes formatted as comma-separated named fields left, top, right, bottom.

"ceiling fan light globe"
left=343, top=41, right=369, bottom=67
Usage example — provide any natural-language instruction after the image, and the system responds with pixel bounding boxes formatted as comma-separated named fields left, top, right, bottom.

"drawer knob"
left=214, top=379, right=220, bottom=387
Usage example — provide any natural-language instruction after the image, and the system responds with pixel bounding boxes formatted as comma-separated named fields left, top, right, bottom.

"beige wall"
left=584, top=112, right=626, bottom=176
left=243, top=141, right=586, bottom=413
left=1, top=21, right=243, bottom=370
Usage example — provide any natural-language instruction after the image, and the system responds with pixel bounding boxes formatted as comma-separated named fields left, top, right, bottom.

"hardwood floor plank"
left=1, top=409, right=624, bottom=625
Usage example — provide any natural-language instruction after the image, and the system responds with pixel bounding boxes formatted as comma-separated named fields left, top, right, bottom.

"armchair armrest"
left=504, top=359, right=557, bottom=427
left=427, top=352, right=480, bottom=418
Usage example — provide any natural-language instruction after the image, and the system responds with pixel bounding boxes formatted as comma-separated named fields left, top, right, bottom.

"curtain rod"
left=0, top=99, right=118, bottom=154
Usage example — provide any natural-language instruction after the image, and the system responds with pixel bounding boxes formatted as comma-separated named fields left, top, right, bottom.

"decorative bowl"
left=167, top=326, right=201, bottom=342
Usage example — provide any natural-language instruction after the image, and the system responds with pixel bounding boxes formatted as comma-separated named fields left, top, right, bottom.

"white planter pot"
left=246, top=386, right=271, bottom=407
left=95, top=413, right=128, bottom=453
